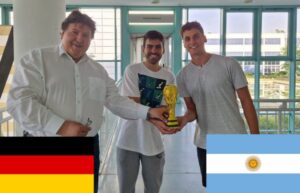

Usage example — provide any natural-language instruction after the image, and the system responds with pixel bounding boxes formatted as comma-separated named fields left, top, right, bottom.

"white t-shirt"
left=177, top=54, right=248, bottom=149
left=116, top=63, right=175, bottom=156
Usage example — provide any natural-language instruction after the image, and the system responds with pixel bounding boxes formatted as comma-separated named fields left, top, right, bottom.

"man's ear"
left=203, top=35, right=207, bottom=43
left=60, top=31, right=64, bottom=39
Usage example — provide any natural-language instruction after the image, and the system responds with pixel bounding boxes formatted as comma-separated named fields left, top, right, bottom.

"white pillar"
left=12, top=0, right=65, bottom=136
left=13, top=0, right=65, bottom=62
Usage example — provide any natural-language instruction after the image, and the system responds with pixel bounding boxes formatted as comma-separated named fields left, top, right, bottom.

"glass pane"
left=182, top=8, right=188, bottom=61
left=116, top=61, right=121, bottom=82
left=99, top=61, right=116, bottom=80
left=297, top=9, right=300, bottom=60
left=262, top=12, right=288, bottom=57
left=297, top=61, right=300, bottom=99
left=81, top=8, right=116, bottom=60
left=0, top=8, right=2, bottom=25
left=117, top=8, right=121, bottom=60
left=297, top=61, right=300, bottom=109
left=226, top=12, right=253, bottom=57
left=188, top=8, right=221, bottom=55
left=259, top=61, right=289, bottom=99
left=9, top=11, right=13, bottom=25
left=297, top=7, right=300, bottom=106
left=182, top=8, right=187, bottom=24
left=240, top=61, right=255, bottom=97
left=297, top=4, right=300, bottom=104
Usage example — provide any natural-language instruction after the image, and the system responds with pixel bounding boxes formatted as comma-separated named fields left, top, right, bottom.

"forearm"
left=242, top=101, right=259, bottom=134
left=183, top=109, right=197, bottom=123
left=237, top=87, right=259, bottom=134
left=105, top=95, right=148, bottom=120
left=7, top=97, right=65, bottom=135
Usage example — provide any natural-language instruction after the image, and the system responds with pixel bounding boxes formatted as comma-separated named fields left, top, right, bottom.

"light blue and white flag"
left=207, top=135, right=300, bottom=193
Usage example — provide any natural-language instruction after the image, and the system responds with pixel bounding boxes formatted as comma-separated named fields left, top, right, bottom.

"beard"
left=145, top=54, right=161, bottom=64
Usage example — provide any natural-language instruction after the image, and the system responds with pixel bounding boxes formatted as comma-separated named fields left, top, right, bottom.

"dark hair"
left=61, top=10, right=96, bottom=38
left=180, top=21, right=204, bottom=37
left=143, top=30, right=164, bottom=48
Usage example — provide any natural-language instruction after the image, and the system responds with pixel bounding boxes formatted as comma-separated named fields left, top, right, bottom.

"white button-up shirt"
left=7, top=44, right=148, bottom=136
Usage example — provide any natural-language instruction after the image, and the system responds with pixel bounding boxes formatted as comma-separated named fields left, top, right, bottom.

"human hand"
left=148, top=106, right=168, bottom=122
left=148, top=119, right=179, bottom=135
left=57, top=120, right=91, bottom=136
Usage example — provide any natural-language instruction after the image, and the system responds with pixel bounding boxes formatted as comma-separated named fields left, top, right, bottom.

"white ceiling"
left=1, top=0, right=299, bottom=6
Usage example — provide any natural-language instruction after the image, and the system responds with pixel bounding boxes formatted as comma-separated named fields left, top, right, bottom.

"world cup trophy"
left=163, top=84, right=179, bottom=127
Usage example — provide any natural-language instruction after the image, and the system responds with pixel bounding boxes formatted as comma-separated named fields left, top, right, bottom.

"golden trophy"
left=163, top=84, right=179, bottom=127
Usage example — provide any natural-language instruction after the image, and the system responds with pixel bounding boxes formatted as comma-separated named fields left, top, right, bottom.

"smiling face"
left=182, top=28, right=207, bottom=58
left=143, top=38, right=164, bottom=65
left=61, top=23, right=92, bottom=62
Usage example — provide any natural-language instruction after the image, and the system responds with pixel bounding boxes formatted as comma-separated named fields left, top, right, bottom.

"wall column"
left=13, top=0, right=65, bottom=62
left=12, top=0, right=65, bottom=135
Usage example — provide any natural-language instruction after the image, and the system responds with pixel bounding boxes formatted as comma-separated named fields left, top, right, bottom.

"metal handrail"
left=257, top=108, right=300, bottom=111
left=254, top=99, right=300, bottom=102
left=251, top=99, right=300, bottom=134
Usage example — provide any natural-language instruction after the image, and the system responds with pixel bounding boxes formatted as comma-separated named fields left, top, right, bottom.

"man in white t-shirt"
left=176, top=21, right=260, bottom=187
left=116, top=30, right=177, bottom=193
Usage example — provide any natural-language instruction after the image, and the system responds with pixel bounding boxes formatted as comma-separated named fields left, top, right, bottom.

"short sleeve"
left=228, top=58, right=248, bottom=90
left=120, top=66, right=140, bottom=97
left=176, top=70, right=190, bottom=97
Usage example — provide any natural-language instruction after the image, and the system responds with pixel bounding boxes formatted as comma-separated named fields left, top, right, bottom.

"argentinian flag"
left=207, top=135, right=300, bottom=193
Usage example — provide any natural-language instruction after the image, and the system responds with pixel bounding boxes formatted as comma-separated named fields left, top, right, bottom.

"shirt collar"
left=59, top=43, right=67, bottom=56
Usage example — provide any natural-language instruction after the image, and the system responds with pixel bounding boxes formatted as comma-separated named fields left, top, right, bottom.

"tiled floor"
left=98, top=120, right=206, bottom=193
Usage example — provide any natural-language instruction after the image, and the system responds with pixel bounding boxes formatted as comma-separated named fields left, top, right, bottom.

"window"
left=262, top=12, right=288, bottom=57
left=245, top=38, right=252, bottom=44
left=206, top=39, right=219, bottom=45
left=227, top=38, right=243, bottom=45
left=226, top=52, right=243, bottom=56
left=264, top=38, right=281, bottom=44
left=188, top=8, right=221, bottom=55
left=239, top=61, right=255, bottom=97
left=260, top=61, right=289, bottom=99
left=184, top=8, right=295, bottom=98
left=296, top=9, right=300, bottom=103
left=0, top=8, right=2, bottom=24
left=226, top=12, right=254, bottom=57
left=264, top=52, right=280, bottom=56
left=81, top=8, right=117, bottom=61
left=67, top=8, right=121, bottom=80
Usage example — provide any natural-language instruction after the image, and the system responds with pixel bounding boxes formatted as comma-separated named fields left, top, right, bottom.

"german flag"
left=0, top=137, right=94, bottom=193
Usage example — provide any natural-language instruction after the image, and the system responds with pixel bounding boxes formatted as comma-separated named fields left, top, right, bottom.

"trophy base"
left=166, top=120, right=179, bottom=128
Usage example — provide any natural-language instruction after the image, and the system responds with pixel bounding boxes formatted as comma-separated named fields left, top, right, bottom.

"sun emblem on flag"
left=246, top=156, right=261, bottom=171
